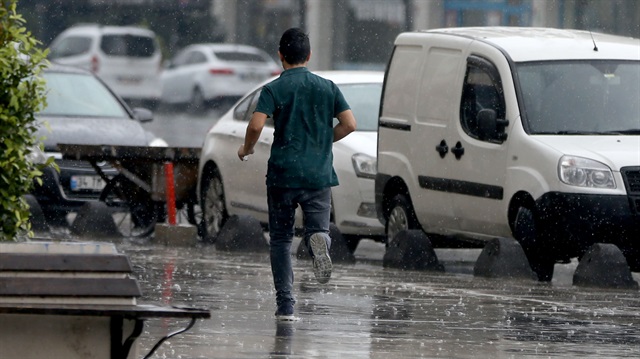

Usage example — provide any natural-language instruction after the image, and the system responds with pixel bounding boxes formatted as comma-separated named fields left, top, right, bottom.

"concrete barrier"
left=215, top=215, right=269, bottom=252
left=573, top=243, right=639, bottom=289
left=69, top=201, right=120, bottom=238
left=474, top=237, right=537, bottom=280
left=383, top=230, right=444, bottom=271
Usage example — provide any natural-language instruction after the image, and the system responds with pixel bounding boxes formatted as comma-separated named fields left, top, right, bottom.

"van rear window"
left=100, top=35, right=156, bottom=57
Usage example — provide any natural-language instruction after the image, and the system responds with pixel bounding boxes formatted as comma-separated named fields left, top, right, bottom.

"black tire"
left=385, top=194, right=420, bottom=245
left=513, top=206, right=555, bottom=281
left=42, top=209, right=69, bottom=227
left=99, top=174, right=158, bottom=238
left=200, top=167, right=228, bottom=243
left=188, top=87, right=206, bottom=113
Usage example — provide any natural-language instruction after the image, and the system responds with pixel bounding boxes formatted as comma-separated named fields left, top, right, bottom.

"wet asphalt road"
left=110, top=237, right=640, bottom=359
left=128, top=107, right=640, bottom=358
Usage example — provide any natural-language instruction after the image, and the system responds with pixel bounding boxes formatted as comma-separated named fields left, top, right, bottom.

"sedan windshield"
left=517, top=61, right=639, bottom=135
left=336, top=83, right=382, bottom=131
left=39, top=72, right=130, bottom=118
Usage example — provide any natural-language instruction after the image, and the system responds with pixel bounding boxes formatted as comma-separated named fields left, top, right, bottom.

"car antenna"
left=589, top=30, right=599, bottom=52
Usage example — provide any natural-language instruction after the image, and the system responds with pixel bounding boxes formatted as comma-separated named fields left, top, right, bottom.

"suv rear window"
left=214, top=51, right=267, bottom=63
left=49, top=36, right=92, bottom=58
left=100, top=35, right=156, bottom=57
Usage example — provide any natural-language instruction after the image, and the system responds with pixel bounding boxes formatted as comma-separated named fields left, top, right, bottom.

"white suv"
left=48, top=24, right=162, bottom=107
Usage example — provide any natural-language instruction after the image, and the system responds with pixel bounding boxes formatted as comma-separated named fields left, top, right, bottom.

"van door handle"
left=435, top=140, right=448, bottom=158
left=452, top=141, right=465, bottom=160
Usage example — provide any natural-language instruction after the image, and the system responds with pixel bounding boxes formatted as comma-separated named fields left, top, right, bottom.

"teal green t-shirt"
left=255, top=67, right=350, bottom=189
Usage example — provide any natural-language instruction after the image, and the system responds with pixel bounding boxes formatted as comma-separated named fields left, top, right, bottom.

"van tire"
left=513, top=206, right=555, bottom=281
left=385, top=194, right=419, bottom=245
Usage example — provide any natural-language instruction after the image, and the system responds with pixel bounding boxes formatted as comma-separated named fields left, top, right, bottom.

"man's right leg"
left=267, top=187, right=297, bottom=319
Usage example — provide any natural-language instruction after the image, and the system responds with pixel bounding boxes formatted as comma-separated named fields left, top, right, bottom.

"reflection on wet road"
left=118, top=241, right=640, bottom=359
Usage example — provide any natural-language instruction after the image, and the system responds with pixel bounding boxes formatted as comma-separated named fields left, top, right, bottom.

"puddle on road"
left=117, top=242, right=640, bottom=359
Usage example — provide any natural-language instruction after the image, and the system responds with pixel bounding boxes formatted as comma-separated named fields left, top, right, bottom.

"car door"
left=450, top=50, right=511, bottom=237
left=218, top=89, right=273, bottom=224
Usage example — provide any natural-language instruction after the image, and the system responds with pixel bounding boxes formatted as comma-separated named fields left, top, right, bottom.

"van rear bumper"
left=536, top=192, right=640, bottom=250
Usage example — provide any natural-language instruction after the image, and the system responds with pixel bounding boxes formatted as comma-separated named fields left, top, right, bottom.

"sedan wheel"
left=201, top=169, right=227, bottom=243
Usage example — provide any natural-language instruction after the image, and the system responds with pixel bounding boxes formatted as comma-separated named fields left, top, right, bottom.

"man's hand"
left=237, top=145, right=254, bottom=161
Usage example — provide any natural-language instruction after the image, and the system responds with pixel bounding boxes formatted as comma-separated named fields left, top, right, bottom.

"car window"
left=100, top=34, right=156, bottom=57
left=460, top=57, right=505, bottom=141
left=39, top=72, right=129, bottom=118
left=49, top=36, right=92, bottom=58
left=334, top=83, right=382, bottom=131
left=233, top=92, right=255, bottom=121
left=185, top=51, right=207, bottom=65
left=214, top=51, right=268, bottom=63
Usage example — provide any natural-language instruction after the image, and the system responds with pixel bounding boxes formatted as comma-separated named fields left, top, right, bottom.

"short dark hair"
left=279, top=28, right=310, bottom=65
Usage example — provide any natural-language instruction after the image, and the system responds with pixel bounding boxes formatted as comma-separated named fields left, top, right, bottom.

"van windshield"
left=517, top=61, right=640, bottom=135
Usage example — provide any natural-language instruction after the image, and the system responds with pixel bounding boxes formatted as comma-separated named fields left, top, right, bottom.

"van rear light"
left=270, top=70, right=282, bottom=76
left=91, top=55, right=99, bottom=73
left=209, top=68, right=234, bottom=75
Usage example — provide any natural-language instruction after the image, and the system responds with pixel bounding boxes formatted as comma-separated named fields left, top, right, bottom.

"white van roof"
left=401, top=27, right=640, bottom=62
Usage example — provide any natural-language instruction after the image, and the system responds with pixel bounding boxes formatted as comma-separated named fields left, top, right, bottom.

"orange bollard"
left=164, top=162, right=177, bottom=225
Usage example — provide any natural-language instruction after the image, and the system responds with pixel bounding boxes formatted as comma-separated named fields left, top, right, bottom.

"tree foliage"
left=0, top=0, right=49, bottom=241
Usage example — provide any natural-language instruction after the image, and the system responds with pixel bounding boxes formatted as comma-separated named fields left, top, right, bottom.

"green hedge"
left=0, top=0, right=49, bottom=241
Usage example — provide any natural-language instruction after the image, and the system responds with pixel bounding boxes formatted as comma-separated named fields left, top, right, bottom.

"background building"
left=19, top=0, right=640, bottom=71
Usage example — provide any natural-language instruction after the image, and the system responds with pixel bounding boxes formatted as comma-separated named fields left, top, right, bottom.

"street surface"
left=117, top=238, right=640, bottom=359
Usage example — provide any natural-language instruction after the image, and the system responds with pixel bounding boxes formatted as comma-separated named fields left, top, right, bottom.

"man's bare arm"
left=238, top=111, right=268, bottom=160
left=333, top=109, right=356, bottom=142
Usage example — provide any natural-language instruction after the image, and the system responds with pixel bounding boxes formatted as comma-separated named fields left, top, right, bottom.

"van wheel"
left=386, top=194, right=419, bottom=245
left=201, top=167, right=228, bottom=243
left=513, top=206, right=555, bottom=281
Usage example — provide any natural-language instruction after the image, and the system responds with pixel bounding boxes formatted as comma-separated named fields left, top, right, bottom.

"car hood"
left=335, top=131, right=377, bottom=157
left=535, top=135, right=640, bottom=171
left=36, top=116, right=150, bottom=150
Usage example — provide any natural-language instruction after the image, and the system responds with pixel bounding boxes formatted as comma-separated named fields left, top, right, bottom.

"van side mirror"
left=477, top=109, right=508, bottom=141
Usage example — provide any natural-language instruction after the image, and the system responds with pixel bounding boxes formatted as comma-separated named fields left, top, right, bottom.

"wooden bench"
left=0, top=243, right=210, bottom=359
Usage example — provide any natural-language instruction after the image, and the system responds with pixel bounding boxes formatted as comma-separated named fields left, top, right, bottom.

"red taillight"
left=270, top=69, right=282, bottom=76
left=209, top=68, right=234, bottom=75
left=91, top=55, right=99, bottom=73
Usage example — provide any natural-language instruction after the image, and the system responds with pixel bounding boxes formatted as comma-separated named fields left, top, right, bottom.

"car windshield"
left=336, top=82, right=382, bottom=131
left=517, top=60, right=640, bottom=135
left=100, top=34, right=156, bottom=57
left=39, top=72, right=130, bottom=118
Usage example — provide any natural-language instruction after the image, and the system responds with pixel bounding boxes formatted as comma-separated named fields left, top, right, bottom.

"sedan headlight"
left=558, top=155, right=615, bottom=189
left=352, top=153, right=376, bottom=179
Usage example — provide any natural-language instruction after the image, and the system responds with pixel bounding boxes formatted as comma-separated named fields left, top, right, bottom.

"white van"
left=375, top=27, right=640, bottom=281
left=48, top=24, right=162, bottom=107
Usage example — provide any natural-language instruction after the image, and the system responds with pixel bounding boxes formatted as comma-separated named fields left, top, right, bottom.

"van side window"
left=50, top=36, right=92, bottom=58
left=460, top=57, right=505, bottom=141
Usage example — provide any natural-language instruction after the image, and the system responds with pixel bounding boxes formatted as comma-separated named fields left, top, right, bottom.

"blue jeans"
left=267, top=186, right=332, bottom=307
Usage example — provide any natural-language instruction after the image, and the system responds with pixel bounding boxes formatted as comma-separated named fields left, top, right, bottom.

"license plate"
left=118, top=76, right=142, bottom=84
left=70, top=175, right=106, bottom=191
left=240, top=72, right=264, bottom=82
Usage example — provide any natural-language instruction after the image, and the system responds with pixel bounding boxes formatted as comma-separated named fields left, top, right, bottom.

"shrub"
left=0, top=0, right=50, bottom=241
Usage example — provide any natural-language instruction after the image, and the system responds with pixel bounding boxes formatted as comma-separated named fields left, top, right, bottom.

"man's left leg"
left=299, top=188, right=332, bottom=283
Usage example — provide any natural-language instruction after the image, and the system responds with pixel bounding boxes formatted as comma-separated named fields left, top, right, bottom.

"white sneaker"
left=309, top=233, right=332, bottom=284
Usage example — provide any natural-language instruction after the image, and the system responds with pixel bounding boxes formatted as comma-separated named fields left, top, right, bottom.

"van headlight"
left=352, top=153, right=376, bottom=179
left=558, top=155, right=615, bottom=189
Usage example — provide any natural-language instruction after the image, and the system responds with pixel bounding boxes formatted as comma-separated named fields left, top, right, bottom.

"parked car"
left=160, top=43, right=281, bottom=110
left=48, top=24, right=162, bottom=108
left=375, top=27, right=640, bottom=281
left=198, top=71, right=385, bottom=251
left=31, top=64, right=166, bottom=227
